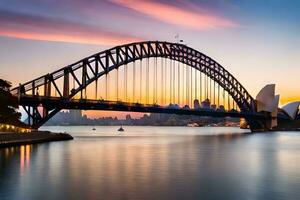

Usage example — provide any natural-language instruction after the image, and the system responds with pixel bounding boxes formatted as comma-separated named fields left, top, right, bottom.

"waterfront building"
left=280, top=101, right=300, bottom=119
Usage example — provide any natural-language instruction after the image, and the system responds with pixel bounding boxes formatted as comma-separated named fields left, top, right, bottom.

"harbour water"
left=0, top=126, right=300, bottom=200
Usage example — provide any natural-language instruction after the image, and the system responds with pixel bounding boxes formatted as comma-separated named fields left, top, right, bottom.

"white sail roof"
left=256, top=84, right=277, bottom=113
left=271, top=95, right=280, bottom=117
left=281, top=101, right=300, bottom=119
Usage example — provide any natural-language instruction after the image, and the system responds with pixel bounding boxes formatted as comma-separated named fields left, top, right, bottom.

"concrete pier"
left=0, top=131, right=73, bottom=148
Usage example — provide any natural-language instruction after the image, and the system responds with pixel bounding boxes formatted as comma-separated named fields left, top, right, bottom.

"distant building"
left=218, top=105, right=225, bottom=111
left=194, top=99, right=200, bottom=109
left=183, top=105, right=190, bottom=110
left=151, top=113, right=162, bottom=120
left=167, top=104, right=180, bottom=109
left=125, top=114, right=132, bottom=121
left=211, top=104, right=217, bottom=110
left=70, top=110, right=82, bottom=123
left=201, top=98, right=211, bottom=109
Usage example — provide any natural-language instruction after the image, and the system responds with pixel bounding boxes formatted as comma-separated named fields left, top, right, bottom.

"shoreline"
left=0, top=131, right=73, bottom=148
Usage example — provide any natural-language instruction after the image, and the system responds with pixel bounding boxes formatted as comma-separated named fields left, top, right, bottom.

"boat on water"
left=187, top=123, right=199, bottom=127
left=118, top=126, right=124, bottom=132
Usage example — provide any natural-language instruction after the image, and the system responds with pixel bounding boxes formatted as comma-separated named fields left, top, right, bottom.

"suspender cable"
left=161, top=58, right=164, bottom=105
left=195, top=67, right=197, bottom=101
left=186, top=65, right=189, bottom=106
left=218, top=84, right=220, bottom=108
left=185, top=65, right=187, bottom=105
left=116, top=68, right=119, bottom=101
left=187, top=65, right=189, bottom=105
left=106, top=73, right=109, bottom=100
left=233, top=98, right=235, bottom=111
left=105, top=74, right=107, bottom=100
left=154, top=58, right=156, bottom=103
left=177, top=61, right=180, bottom=105
left=205, top=75, right=209, bottom=99
left=228, top=92, right=230, bottom=111
left=204, top=73, right=207, bottom=100
left=210, top=76, right=212, bottom=103
left=133, top=61, right=136, bottom=102
left=146, top=58, right=149, bottom=104
left=191, top=66, right=193, bottom=106
left=169, top=59, right=172, bottom=104
left=156, top=58, right=158, bottom=103
left=140, top=59, right=142, bottom=103
left=200, top=71, right=202, bottom=103
left=223, top=87, right=225, bottom=110
left=126, top=64, right=128, bottom=102
left=155, top=57, right=158, bottom=103
left=173, top=59, right=175, bottom=103
left=182, top=63, right=185, bottom=105
left=204, top=74, right=208, bottom=99
left=124, top=64, right=127, bottom=102
left=164, top=58, right=167, bottom=105
left=182, top=64, right=184, bottom=105
left=94, top=60, right=98, bottom=99
left=213, top=79, right=216, bottom=105
left=95, top=78, right=98, bottom=100
left=171, top=59, right=173, bottom=103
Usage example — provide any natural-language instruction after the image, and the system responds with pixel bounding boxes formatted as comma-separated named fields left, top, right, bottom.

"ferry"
left=118, top=126, right=124, bottom=132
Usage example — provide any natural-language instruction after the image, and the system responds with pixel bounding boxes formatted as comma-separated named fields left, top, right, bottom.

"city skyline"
left=1, top=0, right=299, bottom=119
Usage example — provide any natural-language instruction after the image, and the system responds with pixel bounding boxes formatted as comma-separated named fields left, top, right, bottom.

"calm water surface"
left=1, top=126, right=300, bottom=200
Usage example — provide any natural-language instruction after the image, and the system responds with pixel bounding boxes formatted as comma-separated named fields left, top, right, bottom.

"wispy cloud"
left=110, top=0, right=237, bottom=30
left=0, top=10, right=141, bottom=45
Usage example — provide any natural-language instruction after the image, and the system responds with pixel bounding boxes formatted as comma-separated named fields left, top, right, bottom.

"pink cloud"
left=0, top=10, right=141, bottom=45
left=110, top=0, right=237, bottom=30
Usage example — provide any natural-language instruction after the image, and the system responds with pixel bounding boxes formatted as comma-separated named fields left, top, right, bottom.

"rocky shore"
left=0, top=131, right=73, bottom=148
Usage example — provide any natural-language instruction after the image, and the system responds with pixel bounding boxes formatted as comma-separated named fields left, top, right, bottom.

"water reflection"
left=20, top=145, right=31, bottom=174
left=0, top=145, right=32, bottom=175
left=0, top=127, right=300, bottom=200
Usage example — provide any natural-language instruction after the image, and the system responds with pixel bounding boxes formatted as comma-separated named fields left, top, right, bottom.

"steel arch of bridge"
left=12, top=41, right=256, bottom=128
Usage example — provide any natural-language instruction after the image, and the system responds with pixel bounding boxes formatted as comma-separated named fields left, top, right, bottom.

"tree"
left=0, top=79, right=25, bottom=127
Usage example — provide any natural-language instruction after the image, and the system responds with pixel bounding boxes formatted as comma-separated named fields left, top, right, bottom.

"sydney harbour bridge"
left=11, top=41, right=300, bottom=132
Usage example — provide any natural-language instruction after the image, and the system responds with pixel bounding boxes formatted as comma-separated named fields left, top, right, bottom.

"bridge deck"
left=18, top=95, right=268, bottom=119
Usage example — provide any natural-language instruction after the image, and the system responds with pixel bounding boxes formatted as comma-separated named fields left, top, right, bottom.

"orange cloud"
left=110, top=0, right=237, bottom=30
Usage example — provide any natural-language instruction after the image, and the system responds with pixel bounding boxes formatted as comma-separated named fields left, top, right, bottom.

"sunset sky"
left=0, top=0, right=299, bottom=119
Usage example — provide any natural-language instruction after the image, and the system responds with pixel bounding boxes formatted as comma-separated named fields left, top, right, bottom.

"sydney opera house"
left=255, top=84, right=300, bottom=130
